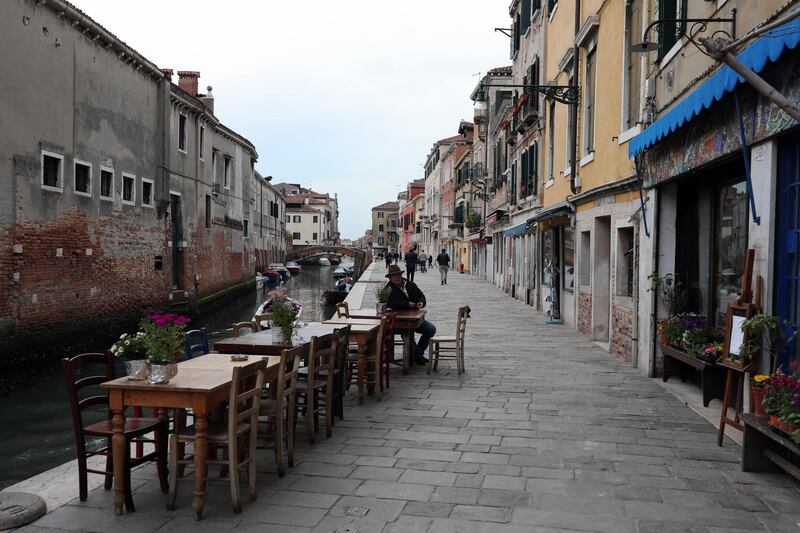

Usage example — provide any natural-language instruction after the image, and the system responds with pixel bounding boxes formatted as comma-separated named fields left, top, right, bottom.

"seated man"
left=384, top=264, right=436, bottom=364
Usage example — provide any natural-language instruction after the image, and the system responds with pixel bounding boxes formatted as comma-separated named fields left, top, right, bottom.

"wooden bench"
left=742, top=414, right=800, bottom=482
left=661, top=344, right=725, bottom=407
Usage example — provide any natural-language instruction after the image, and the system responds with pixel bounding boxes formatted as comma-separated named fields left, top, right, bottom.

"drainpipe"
left=568, top=0, right=580, bottom=195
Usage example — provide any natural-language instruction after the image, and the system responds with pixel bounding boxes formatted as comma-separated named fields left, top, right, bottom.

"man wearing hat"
left=384, top=264, right=436, bottom=365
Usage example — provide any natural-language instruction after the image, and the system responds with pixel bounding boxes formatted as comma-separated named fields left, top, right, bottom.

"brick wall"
left=611, top=302, right=634, bottom=361
left=578, top=290, right=592, bottom=336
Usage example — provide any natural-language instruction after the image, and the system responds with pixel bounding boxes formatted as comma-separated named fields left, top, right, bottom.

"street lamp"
left=473, top=82, right=579, bottom=107
left=630, top=9, right=736, bottom=55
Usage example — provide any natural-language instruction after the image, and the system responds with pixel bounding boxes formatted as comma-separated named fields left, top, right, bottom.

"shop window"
left=714, top=182, right=749, bottom=324
left=617, top=227, right=635, bottom=297
left=580, top=231, right=591, bottom=286
left=562, top=227, right=575, bottom=294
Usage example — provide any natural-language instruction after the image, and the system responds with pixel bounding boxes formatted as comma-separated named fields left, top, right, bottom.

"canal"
left=0, top=262, right=345, bottom=490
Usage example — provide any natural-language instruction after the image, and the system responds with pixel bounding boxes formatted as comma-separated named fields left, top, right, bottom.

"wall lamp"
left=631, top=9, right=736, bottom=54
left=473, top=82, right=579, bottom=107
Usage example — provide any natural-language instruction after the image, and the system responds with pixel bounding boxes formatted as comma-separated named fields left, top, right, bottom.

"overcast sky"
left=76, top=0, right=510, bottom=239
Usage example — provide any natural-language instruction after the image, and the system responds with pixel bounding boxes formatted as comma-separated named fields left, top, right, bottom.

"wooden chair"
left=427, top=305, right=471, bottom=375
left=62, top=352, right=168, bottom=512
left=378, top=312, right=397, bottom=392
left=182, top=328, right=209, bottom=359
left=335, top=302, right=350, bottom=318
left=294, top=334, right=336, bottom=444
left=332, top=326, right=351, bottom=421
left=168, top=359, right=266, bottom=513
left=253, top=313, right=271, bottom=332
left=232, top=321, right=257, bottom=337
left=346, top=319, right=384, bottom=396
left=259, top=345, right=301, bottom=477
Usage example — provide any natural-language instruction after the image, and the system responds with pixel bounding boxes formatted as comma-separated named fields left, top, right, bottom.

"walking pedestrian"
left=384, top=264, right=436, bottom=365
left=404, top=247, right=418, bottom=283
left=436, top=248, right=450, bottom=285
left=385, top=252, right=391, bottom=269
left=393, top=252, right=400, bottom=264
left=418, top=251, right=428, bottom=273
left=428, top=254, right=433, bottom=270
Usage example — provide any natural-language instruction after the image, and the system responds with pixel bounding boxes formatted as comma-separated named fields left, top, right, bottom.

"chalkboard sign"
left=719, top=302, right=755, bottom=371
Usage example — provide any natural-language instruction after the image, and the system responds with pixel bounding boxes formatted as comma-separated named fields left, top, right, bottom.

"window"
left=312, top=232, right=318, bottom=241
left=74, top=160, right=92, bottom=196
left=657, top=0, right=687, bottom=61
left=313, top=215, right=318, bottom=223
left=178, top=113, right=187, bottom=152
left=521, top=0, right=532, bottom=34
left=293, top=215, right=301, bottom=223
left=286, top=215, right=291, bottom=223
left=141, top=178, right=154, bottom=207
left=379, top=224, right=384, bottom=232
left=580, top=231, right=591, bottom=286
left=122, top=174, right=135, bottom=205
left=212, top=150, right=217, bottom=184
left=583, top=45, right=597, bottom=154
left=292, top=232, right=301, bottom=240
left=548, top=0, right=558, bottom=16
left=547, top=102, right=555, bottom=182
left=199, top=125, right=205, bottom=160
left=100, top=167, right=113, bottom=200
left=378, top=236, right=384, bottom=245
left=205, top=194, right=211, bottom=229
left=520, top=142, right=538, bottom=198
left=377, top=211, right=384, bottom=219
left=565, top=73, right=575, bottom=169
left=223, top=156, right=231, bottom=189
left=714, top=181, right=749, bottom=324
left=243, top=219, right=249, bottom=238
left=625, top=0, right=642, bottom=130
left=563, top=227, right=575, bottom=294
left=41, top=151, right=63, bottom=190
left=617, top=227, right=635, bottom=297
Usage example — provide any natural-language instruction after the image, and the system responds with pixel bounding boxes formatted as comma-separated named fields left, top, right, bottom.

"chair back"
left=456, top=305, right=470, bottom=350
left=381, top=312, right=397, bottom=362
left=332, top=325, right=351, bottom=397
left=228, top=359, right=266, bottom=437
left=183, top=328, right=209, bottom=359
left=253, top=313, right=271, bottom=332
left=277, top=346, right=303, bottom=405
left=304, top=333, right=336, bottom=392
left=62, top=352, right=114, bottom=441
left=232, top=321, right=256, bottom=337
left=335, top=302, right=350, bottom=318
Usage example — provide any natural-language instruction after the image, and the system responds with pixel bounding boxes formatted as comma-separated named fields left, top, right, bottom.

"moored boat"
left=318, top=257, right=331, bottom=266
left=268, top=263, right=291, bottom=281
left=253, top=295, right=303, bottom=325
left=259, top=269, right=283, bottom=286
left=329, top=255, right=341, bottom=265
left=286, top=261, right=302, bottom=275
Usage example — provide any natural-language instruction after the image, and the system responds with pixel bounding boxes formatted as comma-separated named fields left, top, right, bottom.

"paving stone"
left=477, top=488, right=533, bottom=508
left=245, top=504, right=327, bottom=527
left=354, top=480, right=433, bottom=502
left=398, top=469, right=457, bottom=486
left=401, top=501, right=454, bottom=518
left=451, top=504, right=511, bottom=523
left=328, top=496, right=406, bottom=522
left=350, top=465, right=404, bottom=481
left=293, top=462, right=356, bottom=478
left=455, top=473, right=485, bottom=488
left=482, top=474, right=526, bottom=491
left=428, top=486, right=480, bottom=505
left=290, top=475, right=363, bottom=495
left=383, top=515, right=434, bottom=533
left=396, top=448, right=461, bottom=462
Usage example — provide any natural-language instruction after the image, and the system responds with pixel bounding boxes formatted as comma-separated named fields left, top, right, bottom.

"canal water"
left=0, top=262, right=345, bottom=490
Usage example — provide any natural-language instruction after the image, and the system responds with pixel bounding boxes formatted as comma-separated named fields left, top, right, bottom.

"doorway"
left=592, top=216, right=611, bottom=342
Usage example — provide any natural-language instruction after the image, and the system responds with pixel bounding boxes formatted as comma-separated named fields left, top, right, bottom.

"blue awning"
left=629, top=13, right=800, bottom=158
left=504, top=221, right=528, bottom=237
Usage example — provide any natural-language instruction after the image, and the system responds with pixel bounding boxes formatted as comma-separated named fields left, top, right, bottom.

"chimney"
left=199, top=85, right=214, bottom=114
left=160, top=68, right=174, bottom=83
left=177, top=71, right=200, bottom=96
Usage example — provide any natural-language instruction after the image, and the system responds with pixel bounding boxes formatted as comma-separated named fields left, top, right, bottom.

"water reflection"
left=0, top=261, right=349, bottom=490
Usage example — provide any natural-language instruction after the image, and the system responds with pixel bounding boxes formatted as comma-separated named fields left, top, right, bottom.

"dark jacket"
left=385, top=279, right=426, bottom=311
left=404, top=250, right=417, bottom=265
left=436, top=252, right=450, bottom=266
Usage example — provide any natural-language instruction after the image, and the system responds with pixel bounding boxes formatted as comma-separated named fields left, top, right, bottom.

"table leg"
left=110, top=396, right=126, bottom=516
left=357, top=343, right=366, bottom=405
left=192, top=414, right=208, bottom=520
left=364, top=338, right=376, bottom=396
left=402, top=331, right=411, bottom=375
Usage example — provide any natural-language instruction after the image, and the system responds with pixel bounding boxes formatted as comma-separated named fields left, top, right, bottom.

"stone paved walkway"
left=19, top=265, right=800, bottom=532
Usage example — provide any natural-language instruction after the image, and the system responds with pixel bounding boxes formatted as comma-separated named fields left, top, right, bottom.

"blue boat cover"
left=628, top=13, right=800, bottom=158
left=504, top=221, right=528, bottom=237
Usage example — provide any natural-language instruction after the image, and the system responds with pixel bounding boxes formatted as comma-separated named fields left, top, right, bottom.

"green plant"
left=465, top=210, right=481, bottom=229
left=268, top=289, right=299, bottom=341
left=375, top=286, right=391, bottom=303
left=110, top=332, right=147, bottom=361
left=648, top=272, right=687, bottom=318
left=763, top=368, right=796, bottom=416
left=139, top=310, right=190, bottom=364
left=739, top=314, right=796, bottom=368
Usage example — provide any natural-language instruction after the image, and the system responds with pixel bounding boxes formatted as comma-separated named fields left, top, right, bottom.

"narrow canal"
left=0, top=262, right=345, bottom=490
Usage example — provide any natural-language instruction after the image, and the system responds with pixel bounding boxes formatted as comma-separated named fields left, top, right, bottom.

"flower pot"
left=147, top=362, right=177, bottom=384
left=125, top=359, right=148, bottom=380
left=376, top=303, right=386, bottom=316
left=769, top=414, right=780, bottom=426
left=750, top=385, right=766, bottom=418
left=273, top=328, right=293, bottom=345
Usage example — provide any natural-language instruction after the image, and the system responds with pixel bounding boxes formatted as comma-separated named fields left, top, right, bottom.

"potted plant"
left=648, top=272, right=687, bottom=318
left=737, top=314, right=796, bottom=370
left=375, top=286, right=391, bottom=315
left=111, top=331, right=149, bottom=380
left=763, top=368, right=796, bottom=427
left=268, top=289, right=300, bottom=344
left=140, top=309, right=190, bottom=384
left=751, top=374, right=769, bottom=418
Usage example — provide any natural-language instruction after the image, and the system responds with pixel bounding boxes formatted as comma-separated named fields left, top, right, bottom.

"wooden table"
left=347, top=309, right=426, bottom=374
left=321, top=318, right=383, bottom=403
left=101, top=354, right=279, bottom=519
left=215, top=322, right=381, bottom=404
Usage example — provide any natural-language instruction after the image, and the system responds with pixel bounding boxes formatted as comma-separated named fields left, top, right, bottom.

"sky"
left=75, top=0, right=510, bottom=239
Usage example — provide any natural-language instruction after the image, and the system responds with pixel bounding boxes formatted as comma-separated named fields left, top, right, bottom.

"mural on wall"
left=640, top=55, right=800, bottom=186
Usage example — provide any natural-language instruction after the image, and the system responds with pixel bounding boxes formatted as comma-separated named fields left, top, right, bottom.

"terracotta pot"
left=770, top=414, right=780, bottom=426
left=750, top=385, right=766, bottom=418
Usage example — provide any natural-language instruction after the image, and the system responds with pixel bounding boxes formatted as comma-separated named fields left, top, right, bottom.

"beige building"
left=371, top=201, right=399, bottom=255
left=286, top=206, right=324, bottom=245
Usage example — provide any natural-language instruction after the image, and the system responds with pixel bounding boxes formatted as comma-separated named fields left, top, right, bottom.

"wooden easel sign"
left=718, top=301, right=756, bottom=372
